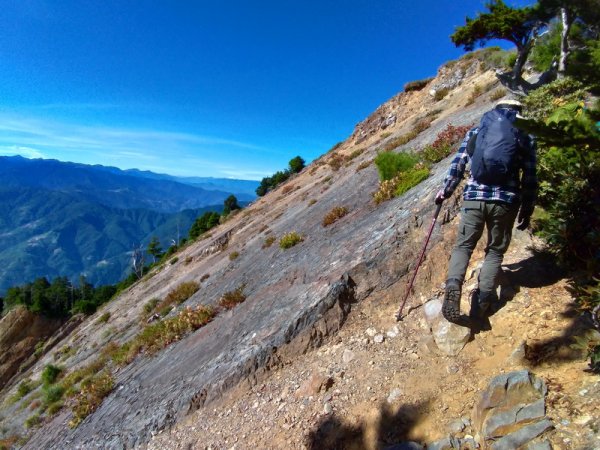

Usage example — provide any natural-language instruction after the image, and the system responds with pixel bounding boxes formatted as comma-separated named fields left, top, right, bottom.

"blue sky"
left=0, top=0, right=532, bottom=180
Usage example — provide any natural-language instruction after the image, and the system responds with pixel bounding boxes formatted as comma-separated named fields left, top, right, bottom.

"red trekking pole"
left=395, top=202, right=443, bottom=321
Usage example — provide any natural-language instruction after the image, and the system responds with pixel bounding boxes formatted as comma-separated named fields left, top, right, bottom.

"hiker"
left=435, top=99, right=537, bottom=323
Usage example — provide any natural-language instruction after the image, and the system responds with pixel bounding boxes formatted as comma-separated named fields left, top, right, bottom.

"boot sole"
left=442, top=289, right=461, bottom=323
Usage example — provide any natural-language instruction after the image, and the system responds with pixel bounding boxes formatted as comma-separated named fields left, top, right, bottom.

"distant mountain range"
left=0, top=156, right=258, bottom=293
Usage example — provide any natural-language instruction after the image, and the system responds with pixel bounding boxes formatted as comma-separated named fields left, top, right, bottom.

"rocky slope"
left=0, top=56, right=597, bottom=449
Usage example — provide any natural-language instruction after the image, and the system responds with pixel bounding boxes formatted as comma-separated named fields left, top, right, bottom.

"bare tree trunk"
left=557, top=7, right=571, bottom=79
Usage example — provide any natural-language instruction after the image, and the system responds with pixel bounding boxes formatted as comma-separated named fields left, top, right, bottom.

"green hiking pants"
left=447, top=200, right=519, bottom=295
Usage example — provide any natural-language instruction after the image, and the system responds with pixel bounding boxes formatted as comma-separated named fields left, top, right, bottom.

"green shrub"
left=164, top=281, right=199, bottom=306
left=374, top=152, right=419, bottom=181
left=395, top=167, right=430, bottom=196
left=404, top=77, right=434, bottom=92
left=307, top=199, right=317, bottom=206
left=41, top=364, right=62, bottom=386
left=322, top=206, right=349, bottom=227
left=279, top=232, right=303, bottom=249
left=229, top=251, right=240, bottom=261
left=143, top=298, right=160, bottom=315
left=219, top=286, right=246, bottom=310
left=42, top=385, right=65, bottom=405
left=522, top=77, right=586, bottom=121
left=46, top=401, right=63, bottom=416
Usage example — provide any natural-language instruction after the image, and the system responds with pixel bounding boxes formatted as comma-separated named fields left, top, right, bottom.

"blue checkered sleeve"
left=442, top=127, right=477, bottom=196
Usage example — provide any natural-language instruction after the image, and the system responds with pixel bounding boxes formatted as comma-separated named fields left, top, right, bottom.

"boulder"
left=473, top=371, right=553, bottom=449
left=425, top=298, right=470, bottom=356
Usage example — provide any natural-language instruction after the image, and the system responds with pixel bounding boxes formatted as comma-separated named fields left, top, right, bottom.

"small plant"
left=434, top=87, right=450, bottom=101
left=42, top=384, right=65, bottom=405
left=328, top=153, right=345, bottom=171
left=96, top=312, right=110, bottom=324
left=41, top=364, right=62, bottom=386
left=8, top=380, right=34, bottom=405
left=380, top=132, right=392, bottom=139
left=489, top=88, right=506, bottom=101
left=307, top=199, right=317, bottom=206
left=200, top=274, right=210, bottom=282
left=34, top=340, right=45, bottom=358
left=322, top=206, right=349, bottom=227
left=170, top=257, right=179, bottom=265
left=279, top=232, right=303, bottom=249
left=374, top=151, right=419, bottom=181
left=281, top=184, right=295, bottom=195
left=403, top=77, right=433, bottom=92
left=395, top=167, right=430, bottom=196
left=262, top=236, right=276, bottom=249
left=46, top=401, right=63, bottom=416
left=380, top=131, right=418, bottom=152
left=164, top=281, right=199, bottom=306
left=24, top=413, right=41, bottom=429
left=421, top=124, right=472, bottom=163
left=69, top=371, right=114, bottom=428
left=412, top=118, right=433, bottom=134
left=184, top=256, right=193, bottom=265
left=347, top=148, right=365, bottom=161
left=143, top=298, right=160, bottom=315
left=219, top=286, right=247, bottom=310
left=229, top=251, right=240, bottom=261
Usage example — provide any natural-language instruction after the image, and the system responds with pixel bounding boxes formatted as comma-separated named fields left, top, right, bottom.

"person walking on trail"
left=435, top=99, right=538, bottom=324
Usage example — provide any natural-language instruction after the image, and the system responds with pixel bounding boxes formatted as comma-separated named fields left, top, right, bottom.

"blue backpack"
left=467, top=108, right=525, bottom=186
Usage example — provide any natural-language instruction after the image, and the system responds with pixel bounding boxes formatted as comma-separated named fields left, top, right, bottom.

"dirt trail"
left=146, top=215, right=600, bottom=450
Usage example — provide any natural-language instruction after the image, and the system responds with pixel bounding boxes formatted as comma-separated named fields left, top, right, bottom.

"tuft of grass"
left=143, top=298, right=160, bottom=315
left=307, top=199, right=317, bottom=206
left=42, top=385, right=65, bottom=406
left=328, top=153, right=345, bottom=171
left=279, top=232, right=303, bottom=249
left=153, top=281, right=200, bottom=316
left=184, top=256, right=193, bottom=265
left=322, top=206, right=349, bottom=227
left=200, top=273, right=210, bottom=282
left=96, top=312, right=110, bottom=324
left=262, top=236, right=276, bottom=249
left=170, top=257, right=179, bottom=265
left=219, top=286, right=247, bottom=310
left=489, top=87, right=507, bottom=101
left=373, top=166, right=430, bottom=204
left=281, top=184, right=295, bottom=195
left=24, top=413, right=41, bottom=429
left=380, top=132, right=392, bottom=139
left=125, top=306, right=216, bottom=361
left=229, top=251, right=240, bottom=261
left=69, top=370, right=114, bottom=428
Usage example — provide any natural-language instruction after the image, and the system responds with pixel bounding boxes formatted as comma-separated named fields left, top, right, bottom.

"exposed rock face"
left=4, top=59, right=497, bottom=449
left=0, top=307, right=63, bottom=390
left=473, top=370, right=553, bottom=450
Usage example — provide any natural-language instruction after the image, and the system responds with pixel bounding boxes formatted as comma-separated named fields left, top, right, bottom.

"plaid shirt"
left=443, top=125, right=537, bottom=213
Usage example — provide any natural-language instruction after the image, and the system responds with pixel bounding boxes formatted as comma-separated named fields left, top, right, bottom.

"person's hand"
left=435, top=189, right=446, bottom=205
left=516, top=209, right=531, bottom=230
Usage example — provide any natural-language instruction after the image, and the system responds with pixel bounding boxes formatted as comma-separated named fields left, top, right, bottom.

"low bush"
left=404, top=77, right=433, bottom=92
left=143, top=298, right=160, bottom=315
left=421, top=124, right=472, bottom=164
left=374, top=151, right=419, bottom=181
left=328, top=153, right=345, bottom=171
left=219, top=286, right=247, bottom=310
left=41, top=364, right=62, bottom=386
left=307, top=199, right=317, bottom=206
left=279, top=232, right=303, bottom=249
left=163, top=281, right=199, bottom=307
left=322, top=206, right=349, bottom=227
left=96, top=312, right=110, bottom=324
left=229, top=251, right=240, bottom=261
left=69, top=371, right=114, bottom=428
left=395, top=167, right=431, bottom=196
left=42, top=384, right=65, bottom=405
left=125, top=306, right=216, bottom=360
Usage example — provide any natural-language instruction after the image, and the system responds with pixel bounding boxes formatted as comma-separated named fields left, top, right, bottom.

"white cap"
left=496, top=99, right=523, bottom=110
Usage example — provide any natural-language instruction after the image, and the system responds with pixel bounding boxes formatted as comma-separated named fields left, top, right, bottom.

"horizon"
left=0, top=0, right=532, bottom=180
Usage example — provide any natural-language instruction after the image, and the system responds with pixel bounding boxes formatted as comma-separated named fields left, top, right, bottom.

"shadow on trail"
left=481, top=247, right=593, bottom=368
left=305, top=400, right=430, bottom=450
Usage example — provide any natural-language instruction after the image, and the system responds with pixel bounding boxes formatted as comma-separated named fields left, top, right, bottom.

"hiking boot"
left=477, top=290, right=497, bottom=318
left=442, top=280, right=462, bottom=323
